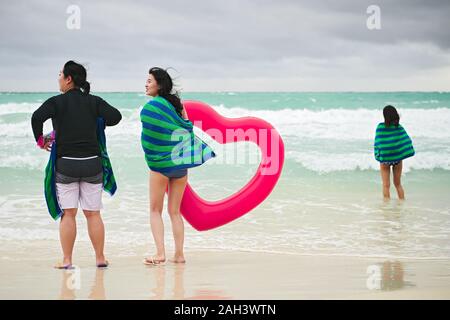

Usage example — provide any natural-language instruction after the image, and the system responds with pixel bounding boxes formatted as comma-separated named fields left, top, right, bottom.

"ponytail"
left=80, top=80, right=90, bottom=95
left=63, top=60, right=90, bottom=94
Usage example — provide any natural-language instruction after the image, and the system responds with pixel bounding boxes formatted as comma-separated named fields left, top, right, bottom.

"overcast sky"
left=1, top=0, right=449, bottom=92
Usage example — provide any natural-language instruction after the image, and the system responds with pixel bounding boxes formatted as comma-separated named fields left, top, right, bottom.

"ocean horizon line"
left=1, top=90, right=450, bottom=94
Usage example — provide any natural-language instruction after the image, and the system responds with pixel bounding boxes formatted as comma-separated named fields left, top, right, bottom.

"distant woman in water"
left=374, top=105, right=415, bottom=200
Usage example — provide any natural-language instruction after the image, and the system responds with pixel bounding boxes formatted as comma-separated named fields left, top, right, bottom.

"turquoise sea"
left=1, top=92, right=449, bottom=259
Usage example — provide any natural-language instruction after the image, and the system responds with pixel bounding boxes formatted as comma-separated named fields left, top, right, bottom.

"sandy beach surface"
left=1, top=241, right=449, bottom=300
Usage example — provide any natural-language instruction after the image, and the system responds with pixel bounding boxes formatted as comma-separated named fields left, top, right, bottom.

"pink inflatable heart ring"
left=169, top=100, right=285, bottom=231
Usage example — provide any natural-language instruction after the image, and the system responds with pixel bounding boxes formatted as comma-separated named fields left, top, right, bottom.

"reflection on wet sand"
left=381, top=260, right=405, bottom=290
left=59, top=269, right=76, bottom=300
left=59, top=266, right=106, bottom=300
left=367, top=260, right=415, bottom=291
left=88, top=268, right=106, bottom=300
left=146, top=263, right=231, bottom=300
left=57, top=262, right=232, bottom=300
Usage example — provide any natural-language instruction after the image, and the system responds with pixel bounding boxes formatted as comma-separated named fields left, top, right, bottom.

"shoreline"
left=1, top=249, right=449, bottom=299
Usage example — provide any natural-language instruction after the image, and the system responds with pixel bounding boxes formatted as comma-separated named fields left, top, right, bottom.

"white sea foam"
left=2, top=102, right=450, bottom=140
left=210, top=105, right=450, bottom=140
left=287, top=150, right=450, bottom=173
left=0, top=152, right=48, bottom=170
left=0, top=102, right=38, bottom=116
left=1, top=102, right=450, bottom=172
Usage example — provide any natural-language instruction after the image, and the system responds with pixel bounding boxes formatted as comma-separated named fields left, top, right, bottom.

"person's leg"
left=80, top=181, right=107, bottom=266
left=380, top=163, right=391, bottom=200
left=147, top=170, right=169, bottom=263
left=84, top=210, right=107, bottom=266
left=56, top=181, right=80, bottom=268
left=167, top=175, right=188, bottom=263
left=59, top=208, right=78, bottom=266
left=393, top=161, right=405, bottom=200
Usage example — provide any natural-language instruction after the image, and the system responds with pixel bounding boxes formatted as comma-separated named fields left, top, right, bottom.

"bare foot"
left=143, top=255, right=166, bottom=265
left=54, top=260, right=73, bottom=269
left=96, top=260, right=109, bottom=268
left=96, top=255, right=109, bottom=268
left=169, top=256, right=186, bottom=264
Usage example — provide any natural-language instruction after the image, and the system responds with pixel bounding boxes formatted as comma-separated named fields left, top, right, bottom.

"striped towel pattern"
left=140, top=96, right=216, bottom=173
left=374, top=123, right=415, bottom=163
left=97, top=118, right=117, bottom=196
left=44, top=138, right=63, bottom=220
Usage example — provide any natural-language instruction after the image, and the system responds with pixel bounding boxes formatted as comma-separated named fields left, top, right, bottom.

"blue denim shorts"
left=158, top=168, right=188, bottom=179
left=383, top=161, right=400, bottom=166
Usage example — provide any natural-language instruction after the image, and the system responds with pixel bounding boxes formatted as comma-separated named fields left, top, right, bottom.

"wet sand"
left=1, top=248, right=450, bottom=299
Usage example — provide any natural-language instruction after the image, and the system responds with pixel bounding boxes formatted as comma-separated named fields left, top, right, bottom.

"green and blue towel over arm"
left=374, top=123, right=415, bottom=163
left=140, top=96, right=216, bottom=173
left=44, top=118, right=117, bottom=220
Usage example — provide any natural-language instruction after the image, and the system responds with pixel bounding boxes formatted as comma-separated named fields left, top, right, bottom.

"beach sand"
left=1, top=243, right=449, bottom=299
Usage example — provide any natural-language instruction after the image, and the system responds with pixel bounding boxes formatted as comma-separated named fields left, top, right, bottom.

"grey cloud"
left=0, top=0, right=449, bottom=91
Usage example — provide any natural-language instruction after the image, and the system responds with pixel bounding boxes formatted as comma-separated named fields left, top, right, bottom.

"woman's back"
left=32, top=88, right=121, bottom=158
left=374, top=122, right=415, bottom=163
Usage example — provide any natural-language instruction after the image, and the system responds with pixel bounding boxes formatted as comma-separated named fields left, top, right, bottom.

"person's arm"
left=31, top=97, right=56, bottom=146
left=181, top=104, right=189, bottom=120
left=97, top=97, right=122, bottom=126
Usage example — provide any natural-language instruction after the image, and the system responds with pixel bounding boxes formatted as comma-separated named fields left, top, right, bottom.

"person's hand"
left=37, top=134, right=53, bottom=152
left=43, top=141, right=52, bottom=152
left=181, top=106, right=189, bottom=120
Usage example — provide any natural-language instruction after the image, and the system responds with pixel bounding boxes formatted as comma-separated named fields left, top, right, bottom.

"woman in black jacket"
left=31, top=61, right=122, bottom=269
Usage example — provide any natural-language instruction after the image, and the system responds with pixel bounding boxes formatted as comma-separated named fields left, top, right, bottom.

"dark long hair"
left=149, top=67, right=183, bottom=117
left=383, top=105, right=400, bottom=128
left=63, top=60, right=90, bottom=94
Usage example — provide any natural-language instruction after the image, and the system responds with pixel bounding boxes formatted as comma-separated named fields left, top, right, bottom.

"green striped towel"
left=374, top=122, right=415, bottom=163
left=44, top=118, right=117, bottom=220
left=97, top=118, right=117, bottom=196
left=44, top=139, right=63, bottom=220
left=140, top=96, right=216, bottom=173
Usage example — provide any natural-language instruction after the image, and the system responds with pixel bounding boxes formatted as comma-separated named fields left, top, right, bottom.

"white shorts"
left=56, top=181, right=103, bottom=211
